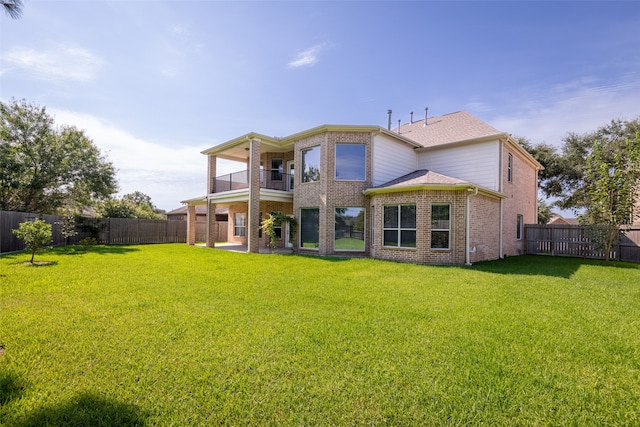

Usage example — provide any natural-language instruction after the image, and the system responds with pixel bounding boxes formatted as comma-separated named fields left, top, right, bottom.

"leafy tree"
left=1, top=0, right=23, bottom=19
left=55, top=214, right=78, bottom=252
left=537, top=199, right=552, bottom=224
left=0, top=99, right=118, bottom=214
left=521, top=118, right=640, bottom=212
left=13, top=219, right=52, bottom=263
left=581, top=133, right=640, bottom=263
left=99, top=192, right=164, bottom=219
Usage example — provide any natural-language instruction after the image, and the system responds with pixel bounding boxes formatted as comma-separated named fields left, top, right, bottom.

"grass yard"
left=1, top=245, right=640, bottom=426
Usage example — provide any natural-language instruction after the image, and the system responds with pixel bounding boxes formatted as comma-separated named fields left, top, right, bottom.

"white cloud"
left=48, top=109, right=236, bottom=211
left=3, top=43, right=104, bottom=82
left=288, top=43, right=329, bottom=68
left=488, top=73, right=640, bottom=145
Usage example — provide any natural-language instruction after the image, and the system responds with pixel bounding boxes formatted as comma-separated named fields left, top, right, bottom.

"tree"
left=581, top=133, right=640, bottom=263
left=13, top=219, right=53, bottom=263
left=522, top=118, right=640, bottom=212
left=1, top=0, right=23, bottom=19
left=537, top=199, right=552, bottom=224
left=0, top=99, right=118, bottom=214
left=261, top=212, right=297, bottom=251
left=99, top=192, right=164, bottom=219
left=55, top=214, right=78, bottom=252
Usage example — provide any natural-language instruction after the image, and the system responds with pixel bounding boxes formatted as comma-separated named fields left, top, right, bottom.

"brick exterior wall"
left=370, top=190, right=467, bottom=264
left=501, top=143, right=538, bottom=256
left=187, top=205, right=196, bottom=245
left=468, top=193, right=501, bottom=262
left=293, top=131, right=372, bottom=256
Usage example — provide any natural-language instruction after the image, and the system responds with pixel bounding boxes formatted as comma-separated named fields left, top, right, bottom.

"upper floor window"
left=383, top=204, right=416, bottom=248
left=507, top=153, right=513, bottom=182
left=302, top=146, right=321, bottom=183
left=335, top=144, right=366, bottom=181
left=271, top=158, right=283, bottom=181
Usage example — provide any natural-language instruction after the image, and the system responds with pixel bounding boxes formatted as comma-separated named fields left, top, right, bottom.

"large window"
left=300, top=208, right=319, bottom=248
left=335, top=144, right=366, bottom=181
left=383, top=204, right=416, bottom=248
left=234, top=212, right=246, bottom=237
left=302, top=146, right=321, bottom=183
left=431, top=204, right=450, bottom=249
left=335, top=207, right=365, bottom=251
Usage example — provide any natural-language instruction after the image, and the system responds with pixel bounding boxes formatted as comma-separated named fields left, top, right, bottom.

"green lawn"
left=1, top=245, right=639, bottom=426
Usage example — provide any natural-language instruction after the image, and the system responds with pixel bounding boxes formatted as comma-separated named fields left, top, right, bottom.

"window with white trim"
left=335, top=144, right=366, bottom=181
left=300, top=208, right=320, bottom=248
left=302, top=146, right=321, bottom=183
left=334, top=207, right=365, bottom=251
left=383, top=204, right=416, bottom=248
left=507, top=153, right=513, bottom=182
left=517, top=214, right=523, bottom=240
left=234, top=212, right=246, bottom=237
left=431, top=204, right=450, bottom=249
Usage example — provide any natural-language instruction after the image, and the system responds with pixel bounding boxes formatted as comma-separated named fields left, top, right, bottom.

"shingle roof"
left=374, top=169, right=469, bottom=190
left=393, top=111, right=504, bottom=148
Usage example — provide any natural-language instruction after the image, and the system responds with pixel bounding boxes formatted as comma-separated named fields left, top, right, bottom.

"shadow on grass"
left=8, top=392, right=148, bottom=427
left=471, top=254, right=639, bottom=279
left=0, top=371, right=26, bottom=408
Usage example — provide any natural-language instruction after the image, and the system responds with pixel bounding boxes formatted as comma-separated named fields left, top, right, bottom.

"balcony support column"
left=247, top=138, right=261, bottom=253
left=207, top=155, right=217, bottom=194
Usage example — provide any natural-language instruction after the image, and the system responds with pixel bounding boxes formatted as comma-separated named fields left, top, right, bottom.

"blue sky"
left=1, top=1, right=639, bottom=211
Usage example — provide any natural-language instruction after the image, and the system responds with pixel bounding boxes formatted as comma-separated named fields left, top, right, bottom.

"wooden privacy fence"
left=0, top=210, right=188, bottom=254
left=525, top=224, right=640, bottom=263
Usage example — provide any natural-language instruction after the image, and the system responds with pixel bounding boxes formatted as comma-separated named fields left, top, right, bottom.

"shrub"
left=12, top=219, right=53, bottom=263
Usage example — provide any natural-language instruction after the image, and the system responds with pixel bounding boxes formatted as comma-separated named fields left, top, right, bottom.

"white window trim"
left=334, top=207, right=366, bottom=252
left=431, top=203, right=451, bottom=250
left=383, top=204, right=417, bottom=249
left=334, top=143, right=366, bottom=182
left=234, top=212, right=246, bottom=237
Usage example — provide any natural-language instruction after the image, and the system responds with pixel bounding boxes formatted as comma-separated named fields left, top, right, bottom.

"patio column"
left=187, top=204, right=196, bottom=245
left=207, top=200, right=217, bottom=248
left=248, top=138, right=261, bottom=253
left=207, top=155, right=217, bottom=194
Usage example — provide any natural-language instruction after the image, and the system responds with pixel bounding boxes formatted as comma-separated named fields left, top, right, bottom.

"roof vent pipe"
left=387, top=109, right=392, bottom=130
left=410, top=111, right=414, bottom=124
left=398, top=119, right=401, bottom=134
left=424, top=107, right=429, bottom=127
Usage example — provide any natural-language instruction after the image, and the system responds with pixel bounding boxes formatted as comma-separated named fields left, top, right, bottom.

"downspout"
left=498, top=140, right=504, bottom=258
left=466, top=186, right=478, bottom=266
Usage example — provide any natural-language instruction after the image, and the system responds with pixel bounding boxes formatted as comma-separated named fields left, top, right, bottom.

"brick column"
left=248, top=139, right=261, bottom=253
left=187, top=205, right=196, bottom=245
left=207, top=155, right=217, bottom=194
left=207, top=201, right=217, bottom=248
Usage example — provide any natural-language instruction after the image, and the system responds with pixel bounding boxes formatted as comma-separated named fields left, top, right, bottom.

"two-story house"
left=183, top=111, right=542, bottom=264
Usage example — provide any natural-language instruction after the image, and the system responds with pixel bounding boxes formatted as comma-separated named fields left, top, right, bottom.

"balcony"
left=214, top=169, right=294, bottom=193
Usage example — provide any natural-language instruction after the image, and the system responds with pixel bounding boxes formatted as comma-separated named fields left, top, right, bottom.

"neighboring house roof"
left=548, top=214, right=579, bottom=225
left=364, top=169, right=504, bottom=199
left=394, top=111, right=504, bottom=148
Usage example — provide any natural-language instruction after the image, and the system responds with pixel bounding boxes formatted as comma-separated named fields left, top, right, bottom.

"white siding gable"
left=372, top=134, right=417, bottom=186
left=417, top=140, right=500, bottom=191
